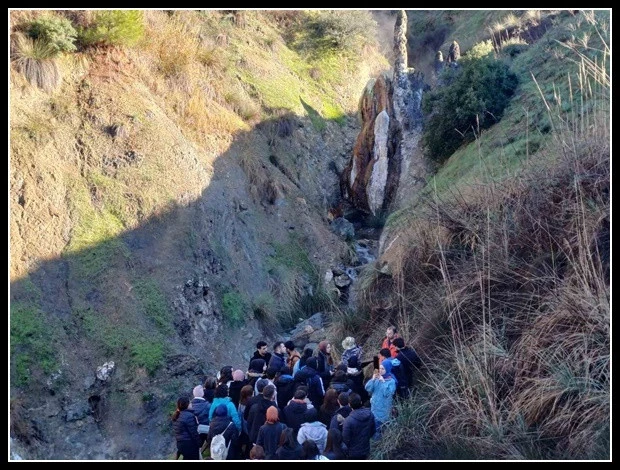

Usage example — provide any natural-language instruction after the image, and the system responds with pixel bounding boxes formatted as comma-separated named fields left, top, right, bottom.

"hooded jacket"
left=296, top=421, right=328, bottom=454
left=342, top=407, right=376, bottom=458
left=208, top=396, right=242, bottom=432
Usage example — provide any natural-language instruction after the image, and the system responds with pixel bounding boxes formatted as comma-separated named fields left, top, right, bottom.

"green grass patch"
left=65, top=179, right=130, bottom=281
left=268, top=235, right=315, bottom=277
left=10, top=303, right=58, bottom=386
left=221, top=290, right=246, bottom=326
left=133, top=279, right=172, bottom=334
left=300, top=97, right=326, bottom=131
left=130, top=338, right=165, bottom=374
left=322, top=101, right=346, bottom=125
left=79, top=306, right=167, bottom=375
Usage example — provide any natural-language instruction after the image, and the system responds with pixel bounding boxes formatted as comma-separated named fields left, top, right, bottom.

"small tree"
left=79, top=10, right=144, bottom=47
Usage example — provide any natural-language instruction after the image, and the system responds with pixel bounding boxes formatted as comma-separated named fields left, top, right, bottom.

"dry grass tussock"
left=10, top=33, right=61, bottom=92
left=367, top=32, right=609, bottom=458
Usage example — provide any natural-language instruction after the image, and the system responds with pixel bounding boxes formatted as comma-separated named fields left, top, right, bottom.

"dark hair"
left=239, top=384, right=254, bottom=406
left=335, top=363, right=347, bottom=372
left=332, top=370, right=347, bottom=382
left=204, top=376, right=217, bottom=390
left=320, top=389, right=339, bottom=416
left=304, top=407, right=318, bottom=422
left=172, top=395, right=190, bottom=421
left=279, top=365, right=292, bottom=376
left=379, top=348, right=391, bottom=359
left=306, top=357, right=318, bottom=370
left=218, top=366, right=233, bottom=384
left=324, top=428, right=346, bottom=459
left=294, top=388, right=307, bottom=400
left=348, top=392, right=362, bottom=409
left=215, top=384, right=229, bottom=398
left=337, top=392, right=349, bottom=406
left=284, top=340, right=295, bottom=351
left=393, top=337, right=405, bottom=349
left=273, top=341, right=284, bottom=351
left=250, top=444, right=265, bottom=460
left=256, top=378, right=269, bottom=393
left=249, top=358, right=266, bottom=373
left=301, top=439, right=321, bottom=460
left=265, top=367, right=278, bottom=379
left=279, top=427, right=297, bottom=448
left=299, top=347, right=313, bottom=368
left=263, top=384, right=276, bottom=399
left=256, top=340, right=268, bottom=349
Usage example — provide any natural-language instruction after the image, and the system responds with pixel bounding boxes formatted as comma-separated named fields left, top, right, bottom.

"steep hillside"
left=354, top=10, right=609, bottom=460
left=9, top=10, right=388, bottom=459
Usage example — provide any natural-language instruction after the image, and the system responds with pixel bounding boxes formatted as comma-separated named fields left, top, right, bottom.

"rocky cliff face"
left=341, top=10, right=427, bottom=216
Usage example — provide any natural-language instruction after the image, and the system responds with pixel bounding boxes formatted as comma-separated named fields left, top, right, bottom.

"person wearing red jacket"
left=380, top=325, right=400, bottom=358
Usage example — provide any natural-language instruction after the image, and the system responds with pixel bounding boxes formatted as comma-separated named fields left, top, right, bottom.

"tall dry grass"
left=368, top=12, right=609, bottom=460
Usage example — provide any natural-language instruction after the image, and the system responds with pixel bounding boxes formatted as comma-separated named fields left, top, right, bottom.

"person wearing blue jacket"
left=364, top=359, right=397, bottom=438
left=208, top=384, right=242, bottom=433
left=342, top=393, right=375, bottom=459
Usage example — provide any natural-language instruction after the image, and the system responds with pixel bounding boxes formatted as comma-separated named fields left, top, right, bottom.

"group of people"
left=172, top=326, right=421, bottom=460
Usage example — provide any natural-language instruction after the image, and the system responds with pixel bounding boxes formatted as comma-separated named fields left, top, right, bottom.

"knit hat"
left=341, top=336, right=356, bottom=350
left=193, top=385, right=204, bottom=398
left=265, top=406, right=279, bottom=424
left=232, top=369, right=245, bottom=381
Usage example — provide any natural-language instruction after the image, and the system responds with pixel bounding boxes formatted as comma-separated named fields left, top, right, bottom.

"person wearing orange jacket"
left=380, top=325, right=400, bottom=358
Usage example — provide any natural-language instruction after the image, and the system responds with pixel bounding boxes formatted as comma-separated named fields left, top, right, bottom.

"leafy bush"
left=422, top=42, right=518, bottom=163
left=79, top=10, right=144, bottom=47
left=10, top=33, right=61, bottom=92
left=27, top=15, right=77, bottom=54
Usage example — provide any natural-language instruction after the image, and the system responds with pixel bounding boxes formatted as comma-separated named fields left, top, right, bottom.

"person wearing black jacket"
left=249, top=341, right=272, bottom=371
left=207, top=404, right=240, bottom=460
left=293, top=357, right=325, bottom=409
left=275, top=427, right=303, bottom=460
left=329, top=392, right=352, bottom=432
left=246, top=385, right=282, bottom=445
left=172, top=396, right=202, bottom=460
left=392, top=337, right=422, bottom=399
left=282, top=388, right=311, bottom=437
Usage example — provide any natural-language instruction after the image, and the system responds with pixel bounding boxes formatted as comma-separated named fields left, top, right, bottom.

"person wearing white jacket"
left=296, top=408, right=328, bottom=454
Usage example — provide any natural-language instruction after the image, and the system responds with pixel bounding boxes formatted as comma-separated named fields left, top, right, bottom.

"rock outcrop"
left=341, top=10, right=427, bottom=216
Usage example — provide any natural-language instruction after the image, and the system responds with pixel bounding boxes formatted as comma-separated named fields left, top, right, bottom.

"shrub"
left=79, top=10, right=144, bottom=47
left=26, top=15, right=77, bottom=54
left=298, top=10, right=377, bottom=56
left=10, top=33, right=61, bottom=92
left=422, top=43, right=518, bottom=164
